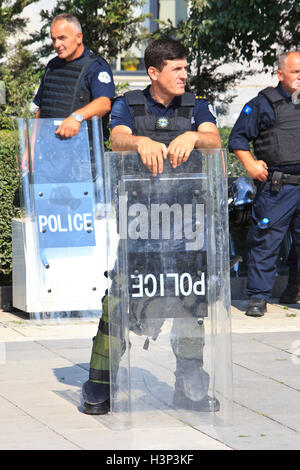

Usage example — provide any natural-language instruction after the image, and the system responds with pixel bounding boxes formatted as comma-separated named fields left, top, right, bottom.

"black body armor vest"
left=39, top=53, right=98, bottom=118
left=124, top=90, right=195, bottom=145
left=253, top=87, right=300, bottom=166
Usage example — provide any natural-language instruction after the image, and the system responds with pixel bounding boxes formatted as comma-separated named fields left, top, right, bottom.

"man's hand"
left=53, top=97, right=111, bottom=138
left=137, top=137, right=168, bottom=176
left=244, top=159, right=268, bottom=181
left=167, top=131, right=198, bottom=168
left=234, top=150, right=268, bottom=182
left=55, top=115, right=81, bottom=138
left=111, top=127, right=168, bottom=176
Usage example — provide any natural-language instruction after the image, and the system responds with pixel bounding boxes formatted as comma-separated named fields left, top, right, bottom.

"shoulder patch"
left=98, top=71, right=111, bottom=84
left=242, top=105, right=252, bottom=115
left=196, top=95, right=207, bottom=100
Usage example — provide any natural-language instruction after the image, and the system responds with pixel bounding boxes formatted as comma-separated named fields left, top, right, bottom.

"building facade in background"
left=113, top=0, right=187, bottom=92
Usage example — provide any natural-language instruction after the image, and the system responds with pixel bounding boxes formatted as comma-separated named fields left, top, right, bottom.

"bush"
left=219, top=126, right=247, bottom=177
left=0, top=130, right=20, bottom=283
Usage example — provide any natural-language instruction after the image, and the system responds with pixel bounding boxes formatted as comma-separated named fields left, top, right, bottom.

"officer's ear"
left=76, top=31, right=83, bottom=45
left=148, top=66, right=160, bottom=81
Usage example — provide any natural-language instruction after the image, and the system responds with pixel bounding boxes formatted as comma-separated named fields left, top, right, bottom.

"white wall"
left=216, top=69, right=278, bottom=127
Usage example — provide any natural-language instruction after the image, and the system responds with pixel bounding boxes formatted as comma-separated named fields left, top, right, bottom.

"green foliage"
left=0, top=130, right=20, bottom=278
left=0, top=44, right=41, bottom=129
left=219, top=127, right=247, bottom=177
left=155, top=0, right=300, bottom=101
left=0, top=1, right=41, bottom=129
left=26, top=0, right=150, bottom=64
left=0, top=1, right=38, bottom=283
left=0, top=0, right=37, bottom=58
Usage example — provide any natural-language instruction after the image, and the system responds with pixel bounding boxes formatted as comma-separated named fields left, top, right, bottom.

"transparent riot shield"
left=13, top=117, right=106, bottom=318
left=105, top=150, right=233, bottom=428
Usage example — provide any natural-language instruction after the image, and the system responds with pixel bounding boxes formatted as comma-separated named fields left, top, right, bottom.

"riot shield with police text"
left=13, top=117, right=106, bottom=318
left=105, top=150, right=233, bottom=428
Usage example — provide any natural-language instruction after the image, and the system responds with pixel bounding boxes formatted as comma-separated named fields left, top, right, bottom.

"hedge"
left=0, top=130, right=20, bottom=284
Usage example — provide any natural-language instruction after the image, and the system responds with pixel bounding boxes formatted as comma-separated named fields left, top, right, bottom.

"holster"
left=271, top=171, right=284, bottom=193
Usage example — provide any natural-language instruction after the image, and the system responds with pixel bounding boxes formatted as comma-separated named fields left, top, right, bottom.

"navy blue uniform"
left=229, top=83, right=300, bottom=299
left=110, top=86, right=216, bottom=131
left=34, top=47, right=115, bottom=107
left=33, top=47, right=115, bottom=181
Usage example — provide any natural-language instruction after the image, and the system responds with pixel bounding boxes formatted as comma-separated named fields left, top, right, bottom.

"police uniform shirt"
left=34, top=47, right=115, bottom=107
left=228, top=82, right=300, bottom=174
left=110, top=86, right=216, bottom=131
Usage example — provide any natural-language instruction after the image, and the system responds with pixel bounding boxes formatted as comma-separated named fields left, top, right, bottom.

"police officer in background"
left=34, top=13, right=115, bottom=138
left=82, top=38, right=221, bottom=415
left=229, top=51, right=300, bottom=317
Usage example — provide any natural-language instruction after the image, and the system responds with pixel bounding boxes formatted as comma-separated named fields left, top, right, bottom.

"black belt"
left=268, top=171, right=300, bottom=192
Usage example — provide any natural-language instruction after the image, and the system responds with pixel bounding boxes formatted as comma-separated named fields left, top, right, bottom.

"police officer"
left=229, top=51, right=300, bottom=316
left=82, top=38, right=221, bottom=415
left=34, top=13, right=115, bottom=138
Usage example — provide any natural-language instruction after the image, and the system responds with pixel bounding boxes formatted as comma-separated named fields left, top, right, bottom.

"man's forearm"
left=111, top=132, right=150, bottom=151
left=34, top=97, right=111, bottom=121
left=234, top=149, right=268, bottom=181
left=75, top=96, right=111, bottom=120
left=111, top=130, right=167, bottom=176
left=193, top=131, right=221, bottom=149
left=234, top=149, right=256, bottom=169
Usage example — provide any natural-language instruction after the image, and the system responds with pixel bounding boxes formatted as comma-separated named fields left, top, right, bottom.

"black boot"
left=173, top=387, right=220, bottom=412
left=82, top=381, right=110, bottom=415
left=173, top=358, right=220, bottom=412
left=245, top=298, right=267, bottom=317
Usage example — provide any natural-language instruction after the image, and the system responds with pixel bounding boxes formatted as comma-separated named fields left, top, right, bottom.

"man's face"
left=50, top=20, right=83, bottom=62
left=278, top=53, right=300, bottom=95
left=149, top=59, right=188, bottom=97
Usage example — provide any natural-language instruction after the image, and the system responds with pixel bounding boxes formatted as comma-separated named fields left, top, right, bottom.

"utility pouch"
left=271, top=171, right=284, bottom=193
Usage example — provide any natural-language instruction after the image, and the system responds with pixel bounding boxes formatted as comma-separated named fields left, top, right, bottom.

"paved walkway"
left=0, top=300, right=300, bottom=450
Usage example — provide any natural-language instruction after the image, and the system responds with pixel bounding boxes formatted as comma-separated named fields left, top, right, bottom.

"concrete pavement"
left=0, top=300, right=300, bottom=450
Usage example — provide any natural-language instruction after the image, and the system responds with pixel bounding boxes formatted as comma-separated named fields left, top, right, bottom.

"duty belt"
left=268, top=170, right=300, bottom=193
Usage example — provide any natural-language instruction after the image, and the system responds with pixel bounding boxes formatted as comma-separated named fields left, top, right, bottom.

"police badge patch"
left=98, top=71, right=111, bottom=84
left=155, top=116, right=170, bottom=130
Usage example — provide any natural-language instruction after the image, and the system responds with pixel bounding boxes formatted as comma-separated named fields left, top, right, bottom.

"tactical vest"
left=39, top=53, right=98, bottom=118
left=124, top=90, right=195, bottom=145
left=253, top=87, right=300, bottom=166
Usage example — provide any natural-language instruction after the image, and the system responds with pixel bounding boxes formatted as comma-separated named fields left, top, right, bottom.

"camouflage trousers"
left=88, top=292, right=206, bottom=386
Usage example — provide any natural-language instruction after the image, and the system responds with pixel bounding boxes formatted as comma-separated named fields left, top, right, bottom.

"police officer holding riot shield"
left=82, top=38, right=221, bottom=415
left=229, top=51, right=300, bottom=316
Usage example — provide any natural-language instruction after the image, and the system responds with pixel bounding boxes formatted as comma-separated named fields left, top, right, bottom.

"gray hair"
left=51, top=13, right=82, bottom=33
left=277, top=51, right=300, bottom=70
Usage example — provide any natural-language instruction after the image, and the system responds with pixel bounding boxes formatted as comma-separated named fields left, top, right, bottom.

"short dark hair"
left=144, top=38, right=188, bottom=71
